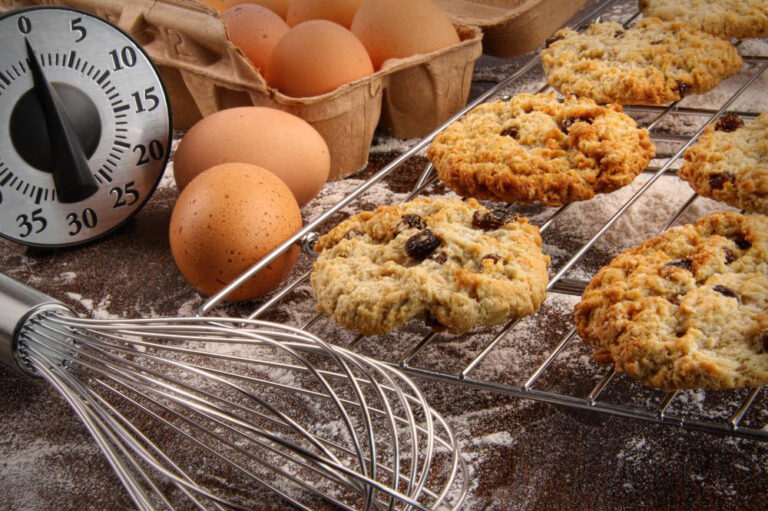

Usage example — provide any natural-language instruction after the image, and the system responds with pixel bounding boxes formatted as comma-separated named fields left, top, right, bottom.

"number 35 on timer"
left=0, top=6, right=171, bottom=247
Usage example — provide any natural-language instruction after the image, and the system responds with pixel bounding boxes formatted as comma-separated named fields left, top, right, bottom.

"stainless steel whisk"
left=0, top=273, right=468, bottom=510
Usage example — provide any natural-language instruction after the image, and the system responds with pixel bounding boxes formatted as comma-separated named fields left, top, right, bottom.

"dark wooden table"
left=2, top=1, right=768, bottom=509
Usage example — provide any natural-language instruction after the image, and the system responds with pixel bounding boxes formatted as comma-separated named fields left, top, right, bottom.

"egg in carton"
left=0, top=0, right=482, bottom=180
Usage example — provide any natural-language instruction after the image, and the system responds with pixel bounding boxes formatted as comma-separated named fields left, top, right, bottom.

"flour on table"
left=617, top=437, right=650, bottom=465
left=368, top=135, right=423, bottom=155
left=65, top=292, right=120, bottom=320
left=56, top=271, right=77, bottom=284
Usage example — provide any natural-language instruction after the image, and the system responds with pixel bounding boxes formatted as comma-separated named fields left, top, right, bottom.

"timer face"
left=0, top=7, right=171, bottom=247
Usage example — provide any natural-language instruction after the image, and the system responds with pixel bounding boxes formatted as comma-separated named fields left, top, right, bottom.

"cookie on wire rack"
left=541, top=17, right=743, bottom=105
left=639, top=0, right=768, bottom=41
left=310, top=197, right=550, bottom=336
left=575, top=212, right=768, bottom=390
left=426, top=92, right=655, bottom=207
left=679, top=113, right=768, bottom=214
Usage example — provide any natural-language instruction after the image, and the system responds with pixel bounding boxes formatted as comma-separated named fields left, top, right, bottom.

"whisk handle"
left=0, top=273, right=70, bottom=376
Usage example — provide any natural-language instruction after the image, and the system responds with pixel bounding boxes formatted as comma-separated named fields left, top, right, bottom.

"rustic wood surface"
left=2, top=1, right=768, bottom=509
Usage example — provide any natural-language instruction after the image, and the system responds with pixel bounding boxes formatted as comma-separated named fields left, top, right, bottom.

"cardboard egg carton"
left=434, top=0, right=589, bottom=57
left=0, top=0, right=482, bottom=180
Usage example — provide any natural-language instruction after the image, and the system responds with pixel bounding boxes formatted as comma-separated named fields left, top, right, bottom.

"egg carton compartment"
left=0, top=0, right=482, bottom=180
left=435, top=0, right=590, bottom=57
left=190, top=0, right=768, bottom=442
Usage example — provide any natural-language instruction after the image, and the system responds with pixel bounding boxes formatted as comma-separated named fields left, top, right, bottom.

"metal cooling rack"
left=201, top=0, right=768, bottom=441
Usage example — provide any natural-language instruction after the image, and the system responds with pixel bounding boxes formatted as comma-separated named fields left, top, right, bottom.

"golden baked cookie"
left=426, top=92, right=655, bottom=206
left=575, top=212, right=768, bottom=390
left=541, top=17, right=743, bottom=105
left=679, top=113, right=768, bottom=214
left=311, top=197, right=550, bottom=336
left=639, top=0, right=768, bottom=40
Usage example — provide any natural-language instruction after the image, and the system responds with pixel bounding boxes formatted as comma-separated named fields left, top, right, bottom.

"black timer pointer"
left=21, top=37, right=99, bottom=203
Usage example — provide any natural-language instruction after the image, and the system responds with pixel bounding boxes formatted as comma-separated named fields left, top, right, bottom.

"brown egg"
left=351, top=0, right=460, bottom=70
left=222, top=0, right=290, bottom=19
left=265, top=20, right=374, bottom=97
left=286, top=0, right=364, bottom=28
left=169, top=163, right=302, bottom=301
left=223, top=4, right=289, bottom=71
left=173, top=107, right=330, bottom=206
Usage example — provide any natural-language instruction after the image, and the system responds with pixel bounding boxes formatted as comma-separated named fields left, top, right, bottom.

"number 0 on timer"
left=0, top=6, right=171, bottom=247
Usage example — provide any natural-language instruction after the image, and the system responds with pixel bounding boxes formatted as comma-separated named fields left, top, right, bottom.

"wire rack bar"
left=459, top=319, right=521, bottom=379
left=548, top=279, right=588, bottom=296
left=250, top=273, right=311, bottom=320
left=588, top=370, right=616, bottom=403
left=402, top=365, right=768, bottom=441
left=625, top=105, right=762, bottom=119
left=523, top=328, right=577, bottom=391
left=657, top=392, right=678, bottom=418
left=401, top=333, right=438, bottom=367
left=731, top=389, right=761, bottom=428
left=301, top=313, right=323, bottom=330
left=347, top=334, right=366, bottom=350
left=538, top=203, right=572, bottom=232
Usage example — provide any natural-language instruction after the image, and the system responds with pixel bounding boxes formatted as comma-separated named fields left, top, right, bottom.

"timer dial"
left=0, top=6, right=172, bottom=247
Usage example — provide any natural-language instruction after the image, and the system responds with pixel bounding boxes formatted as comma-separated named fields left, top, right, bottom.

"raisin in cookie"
left=541, top=17, right=743, bottom=105
left=575, top=212, right=768, bottom=390
left=640, top=0, right=768, bottom=40
left=679, top=113, right=768, bottom=214
left=311, top=197, right=550, bottom=336
left=426, top=92, right=655, bottom=206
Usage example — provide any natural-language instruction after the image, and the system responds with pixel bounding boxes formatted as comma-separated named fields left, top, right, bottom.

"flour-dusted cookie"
left=311, top=197, right=550, bottom=336
left=575, top=212, right=768, bottom=390
left=541, top=17, right=743, bottom=105
left=640, top=0, right=768, bottom=40
left=679, top=113, right=768, bottom=214
left=426, top=92, right=655, bottom=206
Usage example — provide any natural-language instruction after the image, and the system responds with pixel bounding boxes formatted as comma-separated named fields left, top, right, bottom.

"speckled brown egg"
left=223, top=4, right=289, bottom=71
left=223, top=0, right=290, bottom=19
left=351, top=0, right=460, bottom=70
left=169, top=162, right=302, bottom=301
left=173, top=107, right=330, bottom=206
left=265, top=20, right=374, bottom=97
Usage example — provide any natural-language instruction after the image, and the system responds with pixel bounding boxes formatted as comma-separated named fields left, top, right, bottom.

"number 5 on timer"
left=0, top=6, right=171, bottom=247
